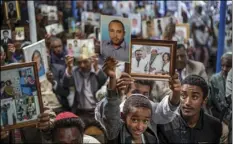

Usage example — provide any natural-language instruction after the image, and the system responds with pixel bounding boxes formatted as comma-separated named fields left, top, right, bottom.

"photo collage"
left=0, top=66, right=40, bottom=127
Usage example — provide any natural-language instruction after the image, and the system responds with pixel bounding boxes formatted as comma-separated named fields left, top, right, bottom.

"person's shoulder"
left=210, top=72, right=221, bottom=81
left=189, top=60, right=205, bottom=67
left=203, top=112, right=222, bottom=128
left=83, top=135, right=101, bottom=143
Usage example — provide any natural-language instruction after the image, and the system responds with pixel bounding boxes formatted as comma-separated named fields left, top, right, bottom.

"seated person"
left=157, top=75, right=222, bottom=143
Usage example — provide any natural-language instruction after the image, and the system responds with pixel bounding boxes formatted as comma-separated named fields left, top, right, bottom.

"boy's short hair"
left=123, top=94, right=152, bottom=117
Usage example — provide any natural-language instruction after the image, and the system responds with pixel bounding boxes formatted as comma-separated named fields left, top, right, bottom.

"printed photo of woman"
left=31, top=50, right=45, bottom=77
left=162, top=53, right=170, bottom=73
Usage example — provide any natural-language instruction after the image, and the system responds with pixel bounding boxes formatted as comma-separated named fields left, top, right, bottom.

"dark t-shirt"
left=158, top=109, right=222, bottom=143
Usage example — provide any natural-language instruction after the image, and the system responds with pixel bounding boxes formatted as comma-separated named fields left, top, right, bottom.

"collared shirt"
left=158, top=109, right=222, bottom=143
left=131, top=58, right=147, bottom=73
left=65, top=65, right=100, bottom=110
left=101, top=40, right=129, bottom=62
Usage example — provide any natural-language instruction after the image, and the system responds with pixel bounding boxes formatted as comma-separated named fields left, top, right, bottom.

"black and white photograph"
left=4, top=1, right=20, bottom=20
left=48, top=12, right=58, bottom=21
left=0, top=62, right=43, bottom=130
left=129, top=39, right=177, bottom=79
left=1, top=29, right=12, bottom=45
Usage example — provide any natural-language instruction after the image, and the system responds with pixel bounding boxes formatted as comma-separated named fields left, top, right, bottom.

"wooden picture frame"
left=4, top=1, right=21, bottom=20
left=175, top=24, right=190, bottom=44
left=1, top=62, right=43, bottom=130
left=127, top=39, right=177, bottom=80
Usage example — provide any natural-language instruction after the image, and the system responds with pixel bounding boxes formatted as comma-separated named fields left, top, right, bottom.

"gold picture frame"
left=4, top=1, right=21, bottom=20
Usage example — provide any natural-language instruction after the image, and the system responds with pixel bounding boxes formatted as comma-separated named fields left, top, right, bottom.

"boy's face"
left=125, top=107, right=151, bottom=140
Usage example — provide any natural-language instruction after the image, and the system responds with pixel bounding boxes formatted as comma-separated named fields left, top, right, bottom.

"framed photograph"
left=1, top=30, right=12, bottom=42
left=128, top=39, right=177, bottom=79
left=22, top=39, right=49, bottom=82
left=128, top=13, right=141, bottom=36
left=45, top=23, right=64, bottom=36
left=100, top=15, right=131, bottom=63
left=67, top=39, right=95, bottom=58
left=15, top=27, right=25, bottom=41
left=115, top=1, right=136, bottom=16
left=175, top=24, right=190, bottom=44
left=0, top=62, right=43, bottom=130
left=154, top=17, right=176, bottom=40
left=142, top=20, right=156, bottom=39
left=68, top=17, right=77, bottom=33
left=4, top=1, right=20, bottom=20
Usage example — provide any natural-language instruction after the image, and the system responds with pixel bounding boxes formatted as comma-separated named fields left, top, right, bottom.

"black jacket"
left=158, top=109, right=222, bottom=143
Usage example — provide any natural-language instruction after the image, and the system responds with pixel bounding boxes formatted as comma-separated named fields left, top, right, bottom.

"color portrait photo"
left=23, top=40, right=48, bottom=81
left=131, top=45, right=171, bottom=74
left=101, top=15, right=131, bottom=63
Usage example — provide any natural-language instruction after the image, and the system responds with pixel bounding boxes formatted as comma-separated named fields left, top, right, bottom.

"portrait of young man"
left=101, top=15, right=131, bottom=62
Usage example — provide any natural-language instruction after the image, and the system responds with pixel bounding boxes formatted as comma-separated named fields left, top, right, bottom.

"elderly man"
left=63, top=54, right=108, bottom=129
left=208, top=52, right=232, bottom=144
left=101, top=19, right=129, bottom=62
left=145, top=48, right=163, bottom=74
left=131, top=49, right=148, bottom=73
left=208, top=52, right=232, bottom=120
left=176, top=44, right=208, bottom=82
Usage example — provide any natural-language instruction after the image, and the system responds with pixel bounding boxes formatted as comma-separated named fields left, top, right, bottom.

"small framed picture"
left=23, top=39, right=49, bottom=82
left=100, top=15, right=131, bottom=63
left=4, top=1, right=21, bottom=20
left=48, top=12, right=58, bottom=21
left=0, top=62, right=43, bottom=130
left=15, top=27, right=25, bottom=41
left=40, top=4, right=48, bottom=16
left=175, top=24, right=190, bottom=44
left=128, top=39, right=177, bottom=79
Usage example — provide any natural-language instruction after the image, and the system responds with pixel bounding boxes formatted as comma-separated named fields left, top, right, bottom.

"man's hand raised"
left=169, top=73, right=181, bottom=106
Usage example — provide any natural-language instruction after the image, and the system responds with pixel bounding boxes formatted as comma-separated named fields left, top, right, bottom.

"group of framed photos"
left=1, top=27, right=25, bottom=42
left=1, top=62, right=43, bottom=130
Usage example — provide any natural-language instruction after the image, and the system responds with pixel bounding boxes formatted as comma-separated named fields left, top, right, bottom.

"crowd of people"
left=0, top=1, right=232, bottom=144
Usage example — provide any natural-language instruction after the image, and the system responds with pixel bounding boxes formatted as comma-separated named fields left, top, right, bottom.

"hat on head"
left=55, top=112, right=78, bottom=121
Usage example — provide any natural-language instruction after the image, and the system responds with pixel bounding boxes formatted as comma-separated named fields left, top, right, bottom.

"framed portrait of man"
left=23, top=40, right=49, bottom=82
left=4, top=1, right=20, bottom=20
left=100, top=15, right=131, bottom=63
left=128, top=13, right=141, bottom=36
left=127, top=39, right=177, bottom=80
left=0, top=62, right=43, bottom=130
